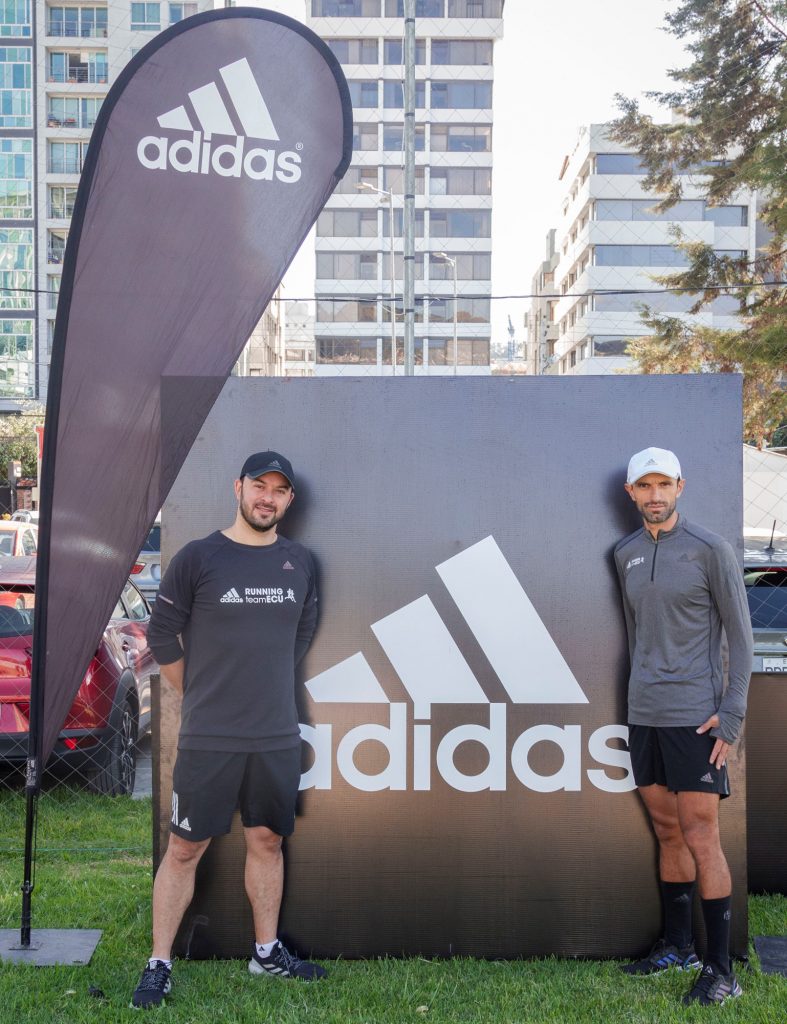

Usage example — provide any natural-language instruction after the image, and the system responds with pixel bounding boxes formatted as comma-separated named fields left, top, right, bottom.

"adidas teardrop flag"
left=32, top=9, right=352, bottom=767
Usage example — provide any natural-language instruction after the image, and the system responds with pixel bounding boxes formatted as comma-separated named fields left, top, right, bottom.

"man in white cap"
left=614, top=447, right=752, bottom=1006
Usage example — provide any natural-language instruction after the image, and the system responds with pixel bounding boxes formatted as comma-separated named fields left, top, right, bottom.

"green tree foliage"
left=611, top=0, right=787, bottom=444
left=0, top=407, right=43, bottom=478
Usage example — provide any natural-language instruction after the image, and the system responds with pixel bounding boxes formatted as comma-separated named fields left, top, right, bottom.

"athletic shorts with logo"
left=170, top=747, right=301, bottom=841
left=628, top=725, right=730, bottom=798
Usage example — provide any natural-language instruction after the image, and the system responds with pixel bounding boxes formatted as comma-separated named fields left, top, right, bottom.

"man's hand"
left=696, top=714, right=730, bottom=769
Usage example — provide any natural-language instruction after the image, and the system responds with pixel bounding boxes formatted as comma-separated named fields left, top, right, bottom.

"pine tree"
left=611, top=0, right=786, bottom=444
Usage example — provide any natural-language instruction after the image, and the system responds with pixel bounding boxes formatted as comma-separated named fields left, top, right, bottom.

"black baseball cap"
left=239, top=451, right=295, bottom=488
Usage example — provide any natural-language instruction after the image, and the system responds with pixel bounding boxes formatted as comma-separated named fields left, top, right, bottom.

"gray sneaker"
left=682, top=963, right=743, bottom=1005
left=621, top=938, right=701, bottom=976
left=249, top=940, right=327, bottom=981
left=131, top=959, right=172, bottom=1008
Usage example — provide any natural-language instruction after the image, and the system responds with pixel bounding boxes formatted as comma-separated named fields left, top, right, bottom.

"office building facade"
left=309, top=0, right=504, bottom=375
left=528, top=123, right=757, bottom=376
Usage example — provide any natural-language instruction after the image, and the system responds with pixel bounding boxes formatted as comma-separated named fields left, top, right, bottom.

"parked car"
left=743, top=529, right=787, bottom=672
left=0, top=557, right=157, bottom=794
left=0, top=521, right=37, bottom=557
left=130, top=519, right=161, bottom=602
left=10, top=510, right=39, bottom=524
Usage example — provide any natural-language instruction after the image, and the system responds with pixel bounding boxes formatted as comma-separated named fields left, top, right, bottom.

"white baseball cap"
left=627, top=447, right=682, bottom=485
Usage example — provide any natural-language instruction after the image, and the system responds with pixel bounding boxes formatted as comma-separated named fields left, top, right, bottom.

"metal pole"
left=452, top=259, right=458, bottom=376
left=389, top=188, right=396, bottom=375
left=402, top=0, right=415, bottom=375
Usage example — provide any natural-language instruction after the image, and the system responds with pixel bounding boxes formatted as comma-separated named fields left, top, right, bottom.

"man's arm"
left=294, top=554, right=318, bottom=665
left=706, top=540, right=754, bottom=746
left=147, top=545, right=196, bottom=686
left=613, top=552, right=637, bottom=666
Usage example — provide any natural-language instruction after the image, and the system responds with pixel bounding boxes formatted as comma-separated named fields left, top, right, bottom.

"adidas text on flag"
left=137, top=58, right=302, bottom=183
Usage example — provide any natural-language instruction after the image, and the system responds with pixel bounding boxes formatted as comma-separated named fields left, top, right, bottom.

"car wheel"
left=88, top=697, right=138, bottom=796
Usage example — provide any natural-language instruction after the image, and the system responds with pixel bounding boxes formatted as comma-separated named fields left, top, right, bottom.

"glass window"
left=385, top=0, right=442, bottom=14
left=383, top=80, right=426, bottom=108
left=353, top=123, right=377, bottom=151
left=123, top=582, right=148, bottom=620
left=745, top=567, right=787, bottom=629
left=21, top=528, right=35, bottom=554
left=317, top=337, right=378, bottom=364
left=429, top=252, right=490, bottom=280
left=48, top=184, right=78, bottom=219
left=427, top=337, right=489, bottom=365
left=348, top=80, right=378, bottom=108
left=0, top=227, right=33, bottom=309
left=447, top=0, right=502, bottom=15
left=593, top=290, right=742, bottom=316
left=705, top=205, right=748, bottom=227
left=48, top=6, right=107, bottom=37
left=429, top=167, right=491, bottom=195
left=383, top=38, right=426, bottom=64
left=48, top=50, right=107, bottom=83
left=0, top=0, right=30, bottom=36
left=431, top=123, right=490, bottom=152
left=595, top=245, right=690, bottom=268
left=316, top=209, right=378, bottom=237
left=382, top=122, right=425, bottom=151
left=591, top=336, right=632, bottom=356
left=316, top=299, right=377, bottom=322
left=48, top=95, right=102, bottom=128
left=316, top=251, right=378, bottom=279
left=383, top=165, right=424, bottom=194
left=328, top=38, right=378, bottom=63
left=0, top=318, right=33, bottom=396
left=48, top=139, right=89, bottom=174
left=431, top=39, right=492, bottom=64
left=48, top=275, right=60, bottom=310
left=381, top=252, right=424, bottom=279
left=0, top=46, right=31, bottom=127
left=169, top=2, right=197, bottom=23
left=0, top=138, right=32, bottom=219
left=335, top=165, right=378, bottom=194
left=46, top=227, right=68, bottom=264
left=595, top=153, right=647, bottom=174
left=594, top=198, right=705, bottom=222
left=311, top=1, right=381, bottom=15
left=383, top=298, right=423, bottom=323
left=427, top=297, right=489, bottom=323
left=430, top=209, right=490, bottom=237
left=382, top=207, right=425, bottom=237
left=431, top=80, right=491, bottom=108
left=130, top=2, right=160, bottom=30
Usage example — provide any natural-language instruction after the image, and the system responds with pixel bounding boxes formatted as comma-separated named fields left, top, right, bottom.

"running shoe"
left=682, top=963, right=742, bottom=1005
left=621, top=938, right=701, bottom=975
left=249, top=940, right=327, bottom=981
left=131, top=959, right=172, bottom=1008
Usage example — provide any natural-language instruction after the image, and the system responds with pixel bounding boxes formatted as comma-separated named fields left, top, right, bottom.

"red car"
left=0, top=557, right=157, bottom=795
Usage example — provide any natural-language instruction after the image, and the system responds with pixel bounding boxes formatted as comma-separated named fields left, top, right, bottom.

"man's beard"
left=239, top=495, right=284, bottom=533
left=639, top=499, right=677, bottom=525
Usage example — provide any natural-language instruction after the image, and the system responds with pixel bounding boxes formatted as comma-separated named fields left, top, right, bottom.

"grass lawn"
left=0, top=789, right=785, bottom=1023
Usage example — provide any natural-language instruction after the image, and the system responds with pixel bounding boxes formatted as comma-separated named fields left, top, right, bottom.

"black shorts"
left=628, top=725, right=730, bottom=798
left=170, top=746, right=301, bottom=841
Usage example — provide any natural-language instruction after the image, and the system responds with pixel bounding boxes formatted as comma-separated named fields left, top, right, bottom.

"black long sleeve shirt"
left=148, top=531, right=318, bottom=752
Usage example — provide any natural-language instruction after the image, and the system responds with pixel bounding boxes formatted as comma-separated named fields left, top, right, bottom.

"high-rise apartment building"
left=0, top=0, right=210, bottom=411
left=309, top=0, right=503, bottom=375
left=528, top=123, right=757, bottom=376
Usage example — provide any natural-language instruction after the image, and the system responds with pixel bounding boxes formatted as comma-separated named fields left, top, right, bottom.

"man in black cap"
left=132, top=451, right=324, bottom=1009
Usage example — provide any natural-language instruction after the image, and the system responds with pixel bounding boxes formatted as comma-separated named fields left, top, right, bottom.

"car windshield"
left=744, top=567, right=787, bottom=629
left=142, top=525, right=160, bottom=553
left=0, top=588, right=34, bottom=636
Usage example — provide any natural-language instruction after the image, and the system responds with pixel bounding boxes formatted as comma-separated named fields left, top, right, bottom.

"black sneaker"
left=131, top=959, right=172, bottom=1008
left=249, top=941, right=327, bottom=981
left=621, top=938, right=701, bottom=976
left=682, top=963, right=743, bottom=1006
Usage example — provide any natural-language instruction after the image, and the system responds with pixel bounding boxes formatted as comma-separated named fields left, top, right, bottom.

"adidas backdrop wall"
left=154, top=374, right=747, bottom=960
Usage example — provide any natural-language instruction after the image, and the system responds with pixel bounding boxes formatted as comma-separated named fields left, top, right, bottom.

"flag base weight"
left=0, top=929, right=101, bottom=965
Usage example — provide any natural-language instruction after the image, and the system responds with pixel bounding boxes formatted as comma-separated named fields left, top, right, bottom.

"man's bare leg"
left=244, top=825, right=284, bottom=945
left=151, top=833, right=212, bottom=960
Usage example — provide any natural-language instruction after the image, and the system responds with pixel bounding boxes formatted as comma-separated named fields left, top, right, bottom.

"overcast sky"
left=249, top=1, right=688, bottom=345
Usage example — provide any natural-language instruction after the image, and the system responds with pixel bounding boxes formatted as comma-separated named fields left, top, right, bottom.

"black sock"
left=660, top=880, right=695, bottom=948
left=701, top=895, right=732, bottom=974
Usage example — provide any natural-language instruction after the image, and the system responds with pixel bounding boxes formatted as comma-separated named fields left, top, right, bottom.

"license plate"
left=762, top=657, right=787, bottom=673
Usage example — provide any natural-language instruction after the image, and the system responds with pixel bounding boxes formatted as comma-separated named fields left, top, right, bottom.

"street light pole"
left=357, top=182, right=396, bottom=375
left=435, top=252, right=457, bottom=375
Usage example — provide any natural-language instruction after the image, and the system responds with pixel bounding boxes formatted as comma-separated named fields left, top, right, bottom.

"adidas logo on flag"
left=137, top=58, right=302, bottom=183
left=299, top=536, right=634, bottom=796
left=220, top=587, right=244, bottom=604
